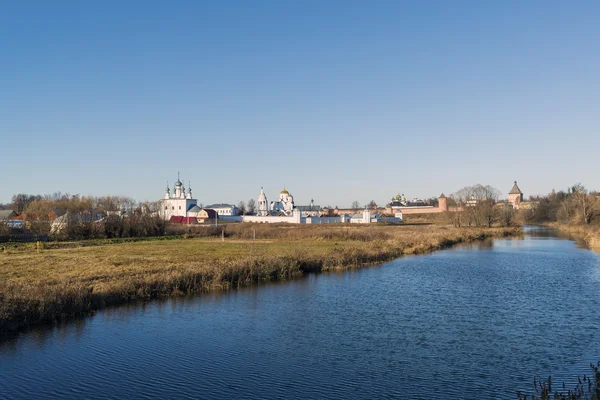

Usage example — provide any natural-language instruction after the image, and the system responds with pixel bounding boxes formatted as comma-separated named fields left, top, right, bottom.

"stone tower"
left=438, top=193, right=448, bottom=212
left=508, top=181, right=524, bottom=209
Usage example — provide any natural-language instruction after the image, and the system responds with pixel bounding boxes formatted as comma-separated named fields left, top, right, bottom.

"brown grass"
left=0, top=224, right=521, bottom=333
left=552, top=224, right=600, bottom=252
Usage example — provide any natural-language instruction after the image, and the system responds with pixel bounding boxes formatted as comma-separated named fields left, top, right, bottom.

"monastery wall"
left=394, top=206, right=444, bottom=215
left=305, top=217, right=345, bottom=224
left=242, top=214, right=302, bottom=224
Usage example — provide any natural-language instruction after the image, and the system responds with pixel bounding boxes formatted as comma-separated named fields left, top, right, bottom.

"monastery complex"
left=159, top=175, right=525, bottom=225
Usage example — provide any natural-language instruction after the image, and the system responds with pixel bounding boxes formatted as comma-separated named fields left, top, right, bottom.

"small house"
left=197, top=208, right=218, bottom=224
left=0, top=210, right=17, bottom=220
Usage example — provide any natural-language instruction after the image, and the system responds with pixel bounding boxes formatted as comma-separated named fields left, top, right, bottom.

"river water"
left=1, top=227, right=599, bottom=399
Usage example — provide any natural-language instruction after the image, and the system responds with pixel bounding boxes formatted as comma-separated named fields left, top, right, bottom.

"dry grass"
left=553, top=224, right=600, bottom=252
left=0, top=224, right=521, bottom=333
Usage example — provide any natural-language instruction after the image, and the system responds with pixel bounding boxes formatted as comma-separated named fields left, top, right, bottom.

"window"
left=165, top=207, right=167, bottom=210
left=179, top=206, right=181, bottom=210
left=172, top=206, right=174, bottom=210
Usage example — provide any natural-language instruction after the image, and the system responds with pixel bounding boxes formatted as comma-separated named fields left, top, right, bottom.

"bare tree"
left=238, top=201, right=246, bottom=216
left=0, top=221, right=10, bottom=235
left=367, top=200, right=377, bottom=210
left=571, top=184, right=596, bottom=224
left=426, top=197, right=439, bottom=207
left=138, top=200, right=161, bottom=214
left=452, top=186, right=476, bottom=227
left=445, top=207, right=462, bottom=228
left=247, top=199, right=256, bottom=215
left=351, top=201, right=361, bottom=212
left=11, top=193, right=42, bottom=214
left=452, top=184, right=501, bottom=227
left=499, top=203, right=516, bottom=227
left=324, top=205, right=335, bottom=217
left=473, top=184, right=501, bottom=228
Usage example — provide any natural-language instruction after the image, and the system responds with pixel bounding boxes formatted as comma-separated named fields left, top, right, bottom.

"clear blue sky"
left=1, top=1, right=598, bottom=207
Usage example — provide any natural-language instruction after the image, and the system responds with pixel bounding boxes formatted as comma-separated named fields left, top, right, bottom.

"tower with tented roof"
left=508, top=181, right=524, bottom=209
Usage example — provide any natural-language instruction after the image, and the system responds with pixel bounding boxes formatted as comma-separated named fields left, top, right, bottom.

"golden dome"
left=280, top=189, right=289, bottom=195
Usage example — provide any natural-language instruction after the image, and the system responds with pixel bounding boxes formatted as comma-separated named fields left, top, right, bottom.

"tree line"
left=0, top=192, right=166, bottom=241
left=0, top=192, right=141, bottom=215
left=524, top=184, right=600, bottom=225
left=444, top=183, right=600, bottom=228
left=0, top=192, right=265, bottom=241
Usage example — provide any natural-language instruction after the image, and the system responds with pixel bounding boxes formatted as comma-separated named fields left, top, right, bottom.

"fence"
left=0, top=234, right=49, bottom=243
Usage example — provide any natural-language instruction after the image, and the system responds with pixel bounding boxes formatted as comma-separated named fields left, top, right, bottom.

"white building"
left=350, top=207, right=372, bottom=224
left=395, top=211, right=403, bottom=222
left=160, top=177, right=198, bottom=221
left=297, top=199, right=322, bottom=217
left=270, top=188, right=295, bottom=216
left=205, top=204, right=239, bottom=216
left=257, top=187, right=268, bottom=216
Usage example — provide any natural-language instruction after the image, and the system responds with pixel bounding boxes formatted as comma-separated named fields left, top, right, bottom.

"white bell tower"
left=257, top=187, right=268, bottom=216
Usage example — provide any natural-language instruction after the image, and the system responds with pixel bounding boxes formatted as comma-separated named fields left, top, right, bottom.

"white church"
left=160, top=176, right=199, bottom=221
left=257, top=187, right=296, bottom=216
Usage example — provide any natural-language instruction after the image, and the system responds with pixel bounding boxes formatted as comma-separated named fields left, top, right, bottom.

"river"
left=1, top=226, right=599, bottom=399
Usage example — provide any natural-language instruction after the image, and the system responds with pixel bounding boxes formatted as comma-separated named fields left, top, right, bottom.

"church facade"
left=160, top=177, right=198, bottom=221
left=256, top=187, right=296, bottom=216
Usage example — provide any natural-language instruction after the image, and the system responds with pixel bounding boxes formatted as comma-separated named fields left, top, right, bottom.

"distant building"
left=205, top=204, right=239, bottom=216
left=0, top=210, right=17, bottom=220
left=297, top=199, right=322, bottom=217
left=438, top=193, right=448, bottom=212
left=350, top=208, right=372, bottom=224
left=257, top=187, right=269, bottom=216
left=389, top=193, right=407, bottom=207
left=270, top=188, right=295, bottom=216
left=466, top=197, right=478, bottom=207
left=508, top=181, right=524, bottom=209
left=197, top=208, right=218, bottom=224
left=160, top=175, right=198, bottom=221
left=386, top=193, right=448, bottom=215
left=394, top=211, right=404, bottom=221
left=50, top=209, right=104, bottom=234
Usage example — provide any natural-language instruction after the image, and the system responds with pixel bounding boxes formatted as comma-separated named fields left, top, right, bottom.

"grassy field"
left=0, top=224, right=521, bottom=333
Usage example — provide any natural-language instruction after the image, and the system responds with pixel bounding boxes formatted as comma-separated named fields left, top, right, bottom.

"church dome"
left=280, top=189, right=289, bottom=195
left=175, top=179, right=182, bottom=186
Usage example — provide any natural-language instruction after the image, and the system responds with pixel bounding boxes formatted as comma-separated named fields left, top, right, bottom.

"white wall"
left=242, top=215, right=299, bottom=224
left=160, top=198, right=197, bottom=220
left=219, top=216, right=243, bottom=222
left=305, top=217, right=344, bottom=224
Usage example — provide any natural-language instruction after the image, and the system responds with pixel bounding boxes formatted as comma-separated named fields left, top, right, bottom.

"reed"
left=518, top=361, right=599, bottom=399
left=0, top=224, right=521, bottom=334
left=553, top=224, right=600, bottom=252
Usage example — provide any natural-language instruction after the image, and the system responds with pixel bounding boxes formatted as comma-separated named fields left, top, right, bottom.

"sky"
left=1, top=1, right=599, bottom=208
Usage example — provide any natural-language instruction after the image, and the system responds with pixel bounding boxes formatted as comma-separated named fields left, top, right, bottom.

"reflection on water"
left=524, top=225, right=589, bottom=248
left=1, top=227, right=600, bottom=400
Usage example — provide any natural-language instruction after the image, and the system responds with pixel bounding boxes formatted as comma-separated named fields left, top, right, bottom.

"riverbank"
left=0, top=224, right=521, bottom=334
left=550, top=224, right=600, bottom=252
